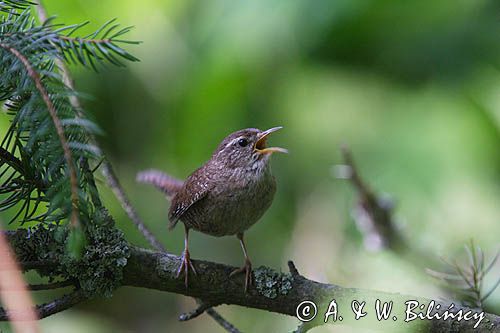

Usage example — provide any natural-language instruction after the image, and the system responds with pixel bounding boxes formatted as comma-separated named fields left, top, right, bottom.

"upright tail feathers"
left=136, top=169, right=184, bottom=199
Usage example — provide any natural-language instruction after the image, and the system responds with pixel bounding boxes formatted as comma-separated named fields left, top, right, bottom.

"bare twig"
left=205, top=308, right=241, bottom=333
left=287, top=260, right=301, bottom=278
left=337, top=145, right=399, bottom=251
left=292, top=322, right=317, bottom=333
left=0, top=290, right=86, bottom=321
left=179, top=299, right=241, bottom=333
left=101, top=163, right=165, bottom=251
left=179, top=301, right=214, bottom=321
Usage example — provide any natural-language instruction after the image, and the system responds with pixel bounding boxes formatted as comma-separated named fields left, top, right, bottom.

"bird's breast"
left=183, top=168, right=276, bottom=236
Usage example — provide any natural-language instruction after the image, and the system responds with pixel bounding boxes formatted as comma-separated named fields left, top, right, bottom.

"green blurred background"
left=2, top=0, right=500, bottom=332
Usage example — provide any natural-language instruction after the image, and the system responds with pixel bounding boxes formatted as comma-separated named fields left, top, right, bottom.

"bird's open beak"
left=254, top=126, right=288, bottom=154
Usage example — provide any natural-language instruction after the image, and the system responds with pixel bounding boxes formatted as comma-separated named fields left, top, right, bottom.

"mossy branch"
left=4, top=229, right=500, bottom=332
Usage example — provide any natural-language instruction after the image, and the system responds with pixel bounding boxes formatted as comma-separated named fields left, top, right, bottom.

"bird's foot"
left=229, top=258, right=252, bottom=292
left=177, top=249, right=197, bottom=288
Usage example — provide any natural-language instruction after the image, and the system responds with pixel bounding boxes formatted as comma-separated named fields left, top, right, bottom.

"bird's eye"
left=238, top=138, right=249, bottom=147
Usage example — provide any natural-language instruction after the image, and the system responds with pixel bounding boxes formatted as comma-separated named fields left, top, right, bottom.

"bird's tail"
left=136, top=169, right=184, bottom=199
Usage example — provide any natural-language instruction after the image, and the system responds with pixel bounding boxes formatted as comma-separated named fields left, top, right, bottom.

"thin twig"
left=287, top=260, right=301, bottom=278
left=179, top=301, right=214, bottom=321
left=292, top=322, right=317, bottom=333
left=188, top=298, right=242, bottom=333
left=338, top=145, right=399, bottom=251
left=0, top=290, right=86, bottom=321
left=101, top=163, right=165, bottom=251
left=205, top=308, right=241, bottom=333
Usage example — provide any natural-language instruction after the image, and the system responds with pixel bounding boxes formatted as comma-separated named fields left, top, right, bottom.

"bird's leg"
left=177, top=226, right=197, bottom=288
left=229, top=232, right=252, bottom=292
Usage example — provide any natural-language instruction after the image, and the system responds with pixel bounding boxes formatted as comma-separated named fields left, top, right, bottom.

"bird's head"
left=212, top=127, right=288, bottom=170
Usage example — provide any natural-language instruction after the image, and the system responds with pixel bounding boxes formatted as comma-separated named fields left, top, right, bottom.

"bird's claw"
left=229, top=259, right=252, bottom=292
left=177, top=250, right=197, bottom=288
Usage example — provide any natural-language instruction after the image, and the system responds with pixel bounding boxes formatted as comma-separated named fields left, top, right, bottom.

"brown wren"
left=137, top=127, right=287, bottom=291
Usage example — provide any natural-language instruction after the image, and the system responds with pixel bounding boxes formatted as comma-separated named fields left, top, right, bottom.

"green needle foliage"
left=0, top=0, right=138, bottom=299
left=0, top=0, right=33, bottom=14
left=54, top=18, right=140, bottom=70
left=427, top=241, right=500, bottom=310
left=0, top=3, right=138, bottom=282
left=0, top=6, right=138, bottom=228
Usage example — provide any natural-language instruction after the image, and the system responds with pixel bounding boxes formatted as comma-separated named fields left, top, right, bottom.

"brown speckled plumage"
left=138, top=127, right=286, bottom=291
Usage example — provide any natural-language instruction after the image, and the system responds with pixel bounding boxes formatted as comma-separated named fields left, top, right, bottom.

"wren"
left=137, top=127, right=287, bottom=291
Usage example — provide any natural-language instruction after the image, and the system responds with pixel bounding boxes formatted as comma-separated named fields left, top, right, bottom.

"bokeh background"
left=1, top=0, right=500, bottom=332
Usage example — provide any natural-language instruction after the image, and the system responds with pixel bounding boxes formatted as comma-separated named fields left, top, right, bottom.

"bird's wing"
left=136, top=169, right=184, bottom=199
left=168, top=168, right=212, bottom=230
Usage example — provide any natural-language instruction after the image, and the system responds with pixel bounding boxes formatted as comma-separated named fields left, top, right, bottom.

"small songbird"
left=137, top=127, right=287, bottom=291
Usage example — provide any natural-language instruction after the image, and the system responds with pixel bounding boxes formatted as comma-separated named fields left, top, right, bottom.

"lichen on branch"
left=8, top=209, right=130, bottom=298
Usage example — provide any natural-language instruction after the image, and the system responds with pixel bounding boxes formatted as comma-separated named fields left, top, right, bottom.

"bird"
left=137, top=127, right=287, bottom=291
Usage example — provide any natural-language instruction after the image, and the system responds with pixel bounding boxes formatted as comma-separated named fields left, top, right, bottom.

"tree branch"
left=3, top=228, right=500, bottom=331
left=122, top=246, right=500, bottom=332
left=0, top=42, right=80, bottom=229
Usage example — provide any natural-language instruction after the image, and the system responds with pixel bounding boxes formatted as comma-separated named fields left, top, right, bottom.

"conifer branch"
left=0, top=0, right=32, bottom=13
left=0, top=41, right=80, bottom=228
left=35, top=0, right=83, bottom=113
